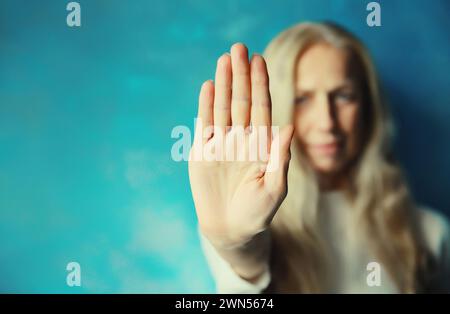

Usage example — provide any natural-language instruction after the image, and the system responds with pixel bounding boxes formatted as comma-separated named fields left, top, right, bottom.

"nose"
left=315, top=94, right=336, bottom=132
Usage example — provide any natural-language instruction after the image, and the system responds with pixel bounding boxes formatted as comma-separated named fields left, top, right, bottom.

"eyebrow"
left=295, top=80, right=357, bottom=94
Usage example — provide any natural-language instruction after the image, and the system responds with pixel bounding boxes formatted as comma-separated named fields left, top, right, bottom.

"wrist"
left=208, top=228, right=270, bottom=251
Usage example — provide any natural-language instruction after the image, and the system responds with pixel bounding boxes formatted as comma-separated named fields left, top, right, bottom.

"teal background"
left=0, top=0, right=449, bottom=292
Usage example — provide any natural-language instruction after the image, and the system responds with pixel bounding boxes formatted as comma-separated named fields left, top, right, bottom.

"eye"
left=334, top=91, right=356, bottom=104
left=294, top=95, right=310, bottom=106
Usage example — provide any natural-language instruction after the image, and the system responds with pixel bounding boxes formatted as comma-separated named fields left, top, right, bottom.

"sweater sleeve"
left=438, top=222, right=450, bottom=292
left=418, top=207, right=450, bottom=292
left=198, top=226, right=271, bottom=294
left=433, top=213, right=450, bottom=292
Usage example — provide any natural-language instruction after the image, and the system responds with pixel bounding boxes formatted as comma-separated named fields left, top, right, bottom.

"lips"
left=309, top=142, right=339, bottom=155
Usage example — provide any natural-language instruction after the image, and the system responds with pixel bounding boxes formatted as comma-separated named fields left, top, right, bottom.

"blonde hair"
left=263, top=22, right=432, bottom=293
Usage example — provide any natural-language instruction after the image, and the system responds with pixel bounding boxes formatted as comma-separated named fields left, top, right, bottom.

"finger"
left=250, top=54, right=272, bottom=128
left=195, top=80, right=214, bottom=144
left=214, top=53, right=232, bottom=134
left=250, top=54, right=272, bottom=155
left=230, top=43, right=251, bottom=128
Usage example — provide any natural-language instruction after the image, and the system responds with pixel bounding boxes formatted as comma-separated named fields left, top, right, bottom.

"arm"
left=189, top=43, right=293, bottom=293
left=198, top=226, right=271, bottom=293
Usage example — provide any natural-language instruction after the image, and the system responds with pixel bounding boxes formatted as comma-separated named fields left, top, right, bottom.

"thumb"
left=266, top=124, right=294, bottom=173
left=279, top=124, right=294, bottom=160
left=264, top=124, right=294, bottom=197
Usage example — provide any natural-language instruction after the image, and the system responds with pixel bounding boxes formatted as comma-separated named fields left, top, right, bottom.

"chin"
left=310, top=157, right=343, bottom=174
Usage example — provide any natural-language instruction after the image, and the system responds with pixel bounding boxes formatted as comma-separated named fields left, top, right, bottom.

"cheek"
left=294, top=109, right=310, bottom=144
left=339, top=106, right=359, bottom=131
left=294, top=114, right=308, bottom=144
left=338, top=106, right=361, bottom=152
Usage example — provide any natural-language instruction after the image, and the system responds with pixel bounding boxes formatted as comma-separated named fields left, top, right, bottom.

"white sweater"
left=199, top=191, right=450, bottom=293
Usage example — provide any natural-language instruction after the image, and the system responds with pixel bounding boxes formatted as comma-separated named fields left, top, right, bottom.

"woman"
left=188, top=22, right=450, bottom=293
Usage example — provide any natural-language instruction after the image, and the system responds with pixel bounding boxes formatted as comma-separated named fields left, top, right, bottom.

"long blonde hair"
left=263, top=22, right=432, bottom=293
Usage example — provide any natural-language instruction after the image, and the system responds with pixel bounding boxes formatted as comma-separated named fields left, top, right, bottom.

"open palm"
left=189, top=43, right=294, bottom=249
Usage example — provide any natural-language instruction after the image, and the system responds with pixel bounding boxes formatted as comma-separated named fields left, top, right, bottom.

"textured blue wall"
left=0, top=0, right=449, bottom=293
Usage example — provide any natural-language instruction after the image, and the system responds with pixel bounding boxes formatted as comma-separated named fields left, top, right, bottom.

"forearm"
left=212, top=230, right=271, bottom=281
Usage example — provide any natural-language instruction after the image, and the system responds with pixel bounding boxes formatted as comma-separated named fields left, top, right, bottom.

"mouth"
left=308, top=141, right=340, bottom=156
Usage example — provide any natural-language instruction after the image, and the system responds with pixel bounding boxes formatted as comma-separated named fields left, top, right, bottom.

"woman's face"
left=295, top=43, right=362, bottom=174
left=294, top=43, right=364, bottom=176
